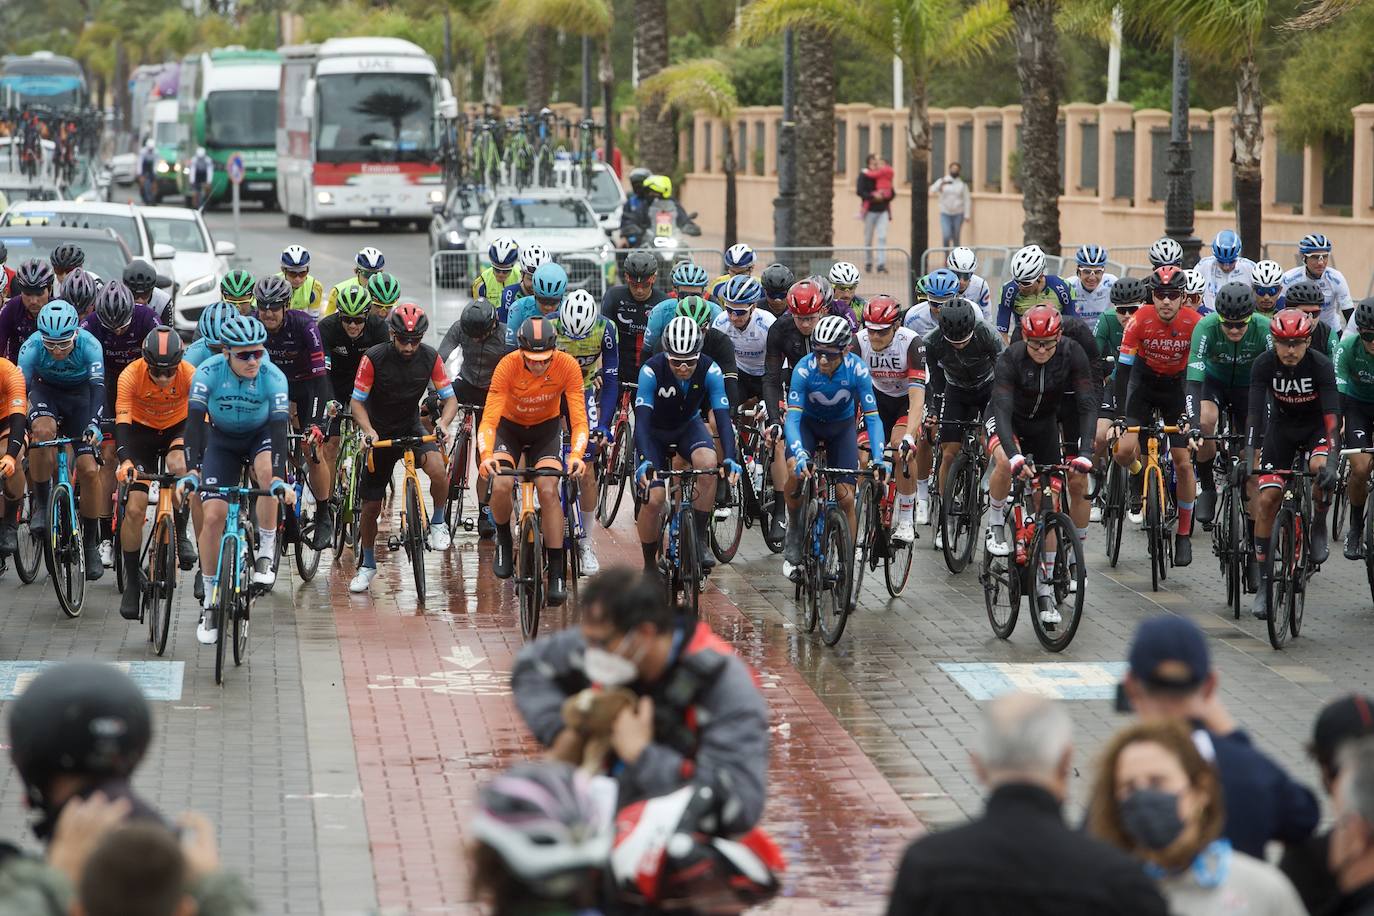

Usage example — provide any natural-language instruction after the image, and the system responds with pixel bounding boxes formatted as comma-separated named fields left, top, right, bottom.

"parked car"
left=462, top=189, right=617, bottom=298
left=0, top=200, right=176, bottom=269
left=0, top=226, right=132, bottom=285
left=428, top=184, right=486, bottom=288
left=552, top=159, right=625, bottom=233
left=108, top=152, right=139, bottom=186
left=139, top=205, right=236, bottom=332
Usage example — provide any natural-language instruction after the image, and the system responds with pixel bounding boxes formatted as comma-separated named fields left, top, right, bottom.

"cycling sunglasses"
left=394, top=335, right=424, bottom=347
left=1254, top=285, right=1281, bottom=297
left=813, top=348, right=845, bottom=362
left=148, top=365, right=179, bottom=379
left=1221, top=319, right=1249, bottom=331
left=257, top=302, right=287, bottom=312
left=626, top=275, right=657, bottom=287
left=1360, top=330, right=1374, bottom=343
left=1115, top=305, right=1139, bottom=317
left=42, top=336, right=75, bottom=351
left=1077, top=267, right=1105, bottom=276
left=1274, top=337, right=1309, bottom=348
left=1025, top=337, right=1059, bottom=352
left=1153, top=289, right=1183, bottom=300
left=725, top=306, right=753, bottom=317
left=833, top=283, right=858, bottom=294
left=233, top=349, right=266, bottom=362
left=284, top=268, right=308, bottom=279
left=534, top=295, right=561, bottom=308
left=341, top=314, right=368, bottom=325
left=667, top=356, right=698, bottom=368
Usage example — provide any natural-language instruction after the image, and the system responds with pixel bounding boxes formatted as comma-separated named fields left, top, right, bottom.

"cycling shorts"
left=1258, top=416, right=1329, bottom=490
left=125, top=422, right=186, bottom=483
left=1057, top=396, right=1086, bottom=459
left=288, top=379, right=325, bottom=429
left=1125, top=372, right=1188, bottom=449
left=1200, top=375, right=1248, bottom=430
left=939, top=382, right=993, bottom=445
left=1099, top=377, right=1116, bottom=415
left=28, top=381, right=97, bottom=457
left=1344, top=395, right=1374, bottom=451
left=360, top=419, right=440, bottom=502
left=873, top=391, right=909, bottom=438
left=737, top=371, right=764, bottom=405
left=490, top=416, right=563, bottom=471
left=987, top=414, right=1062, bottom=468
left=796, top=415, right=860, bottom=486
left=200, top=424, right=274, bottom=501
left=453, top=376, right=488, bottom=408
left=641, top=419, right=715, bottom=471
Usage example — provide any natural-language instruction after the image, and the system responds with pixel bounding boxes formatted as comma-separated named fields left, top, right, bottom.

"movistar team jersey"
left=1185, top=313, right=1272, bottom=388
left=1336, top=333, right=1374, bottom=403
left=554, top=316, right=619, bottom=428
left=635, top=353, right=729, bottom=429
left=18, top=329, right=104, bottom=390
left=711, top=308, right=774, bottom=377
left=644, top=298, right=724, bottom=354
left=189, top=352, right=290, bottom=436
left=784, top=352, right=884, bottom=458
left=1065, top=273, right=1118, bottom=332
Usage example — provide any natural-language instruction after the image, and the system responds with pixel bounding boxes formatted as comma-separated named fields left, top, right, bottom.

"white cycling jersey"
left=856, top=326, right=925, bottom=399
left=1065, top=273, right=1118, bottom=332
left=711, top=307, right=774, bottom=377
left=1195, top=256, right=1256, bottom=311
left=960, top=273, right=993, bottom=323
left=1282, top=264, right=1353, bottom=331
left=903, top=296, right=994, bottom=338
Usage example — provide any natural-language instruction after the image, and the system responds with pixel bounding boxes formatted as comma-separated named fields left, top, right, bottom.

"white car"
left=0, top=199, right=176, bottom=269
left=462, top=190, right=616, bottom=298
left=108, top=152, right=139, bottom=186
left=139, top=206, right=237, bottom=333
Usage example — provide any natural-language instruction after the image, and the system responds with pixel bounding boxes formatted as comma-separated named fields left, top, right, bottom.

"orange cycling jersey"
left=0, top=357, right=25, bottom=418
left=116, top=359, right=195, bottom=430
left=1118, top=304, right=1202, bottom=377
left=478, top=350, right=588, bottom=460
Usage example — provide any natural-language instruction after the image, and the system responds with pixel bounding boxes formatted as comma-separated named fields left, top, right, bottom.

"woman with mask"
left=1088, top=720, right=1306, bottom=916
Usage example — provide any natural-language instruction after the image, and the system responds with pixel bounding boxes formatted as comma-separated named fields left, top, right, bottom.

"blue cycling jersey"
left=643, top=298, right=724, bottom=354
left=505, top=296, right=560, bottom=347
left=497, top=283, right=524, bottom=325
left=633, top=352, right=736, bottom=462
left=189, top=352, right=290, bottom=436
left=784, top=352, right=884, bottom=459
left=18, top=329, right=104, bottom=391
left=184, top=338, right=218, bottom=367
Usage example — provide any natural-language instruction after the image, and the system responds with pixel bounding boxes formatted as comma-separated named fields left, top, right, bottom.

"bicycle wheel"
left=884, top=513, right=915, bottom=597
left=981, top=535, right=1021, bottom=639
left=850, top=481, right=876, bottom=609
left=710, top=476, right=744, bottom=565
left=1269, top=508, right=1297, bottom=649
left=799, top=502, right=819, bottom=633
left=677, top=505, right=702, bottom=618
left=1029, top=512, right=1086, bottom=652
left=1217, top=485, right=1243, bottom=620
left=1332, top=476, right=1348, bottom=541
left=295, top=498, right=322, bottom=582
left=517, top=513, right=543, bottom=640
left=406, top=477, right=426, bottom=605
left=51, top=487, right=84, bottom=618
left=940, top=453, right=979, bottom=573
left=817, top=507, right=853, bottom=647
left=597, top=420, right=632, bottom=527
left=15, top=491, right=43, bottom=583
left=114, top=502, right=126, bottom=595
left=1145, top=468, right=1163, bottom=592
left=756, top=463, right=785, bottom=553
left=1365, top=493, right=1374, bottom=605
left=563, top=477, right=582, bottom=608
left=233, top=525, right=253, bottom=666
left=214, top=537, right=236, bottom=684
left=1290, top=509, right=1307, bottom=639
left=445, top=426, right=470, bottom=537
left=148, top=516, right=175, bottom=656
left=1103, top=461, right=1126, bottom=568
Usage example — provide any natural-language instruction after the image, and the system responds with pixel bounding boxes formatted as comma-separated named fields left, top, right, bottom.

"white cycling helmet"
left=947, top=247, right=978, bottom=273
left=811, top=314, right=853, bottom=349
left=1009, top=245, right=1046, bottom=284
left=662, top=315, right=703, bottom=357
left=520, top=244, right=550, bottom=273
left=558, top=289, right=599, bottom=340
left=1183, top=269, right=1205, bottom=297
left=828, top=261, right=861, bottom=287
left=1252, top=259, right=1285, bottom=288
left=355, top=246, right=385, bottom=271
left=488, top=237, right=520, bottom=269
left=1148, top=237, right=1183, bottom=268
left=724, top=243, right=755, bottom=270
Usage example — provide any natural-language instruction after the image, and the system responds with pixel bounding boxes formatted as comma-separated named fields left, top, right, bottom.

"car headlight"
left=182, top=273, right=217, bottom=297
left=316, top=190, right=335, bottom=205
left=446, top=230, right=464, bottom=245
left=427, top=189, right=445, bottom=204
left=155, top=160, right=170, bottom=174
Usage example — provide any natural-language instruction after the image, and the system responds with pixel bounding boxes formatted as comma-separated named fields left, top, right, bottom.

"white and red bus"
left=276, top=38, right=457, bottom=230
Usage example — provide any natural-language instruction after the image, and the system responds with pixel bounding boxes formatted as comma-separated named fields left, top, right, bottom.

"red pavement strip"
left=332, top=529, right=923, bottom=913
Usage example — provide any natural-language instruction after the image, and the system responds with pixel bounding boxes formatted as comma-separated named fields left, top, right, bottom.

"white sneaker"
left=893, top=519, right=915, bottom=545
left=196, top=611, right=217, bottom=645
left=428, top=523, right=452, bottom=551
left=933, top=527, right=944, bottom=550
left=1128, top=508, right=1144, bottom=525
left=99, top=539, right=115, bottom=569
left=350, top=566, right=377, bottom=593
left=578, top=538, right=600, bottom=574
left=783, top=560, right=800, bottom=581
left=985, top=526, right=1011, bottom=557
left=1089, top=504, right=1103, bottom=523
left=1039, top=603, right=1063, bottom=626
left=251, top=557, right=275, bottom=588
left=915, top=499, right=930, bottom=526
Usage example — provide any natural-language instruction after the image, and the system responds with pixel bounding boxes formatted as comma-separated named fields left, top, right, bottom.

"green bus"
left=176, top=48, right=281, bottom=206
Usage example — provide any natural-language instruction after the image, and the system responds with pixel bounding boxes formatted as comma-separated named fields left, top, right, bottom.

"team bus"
left=277, top=37, right=457, bottom=231
left=0, top=52, right=87, bottom=113
left=176, top=48, right=281, bottom=207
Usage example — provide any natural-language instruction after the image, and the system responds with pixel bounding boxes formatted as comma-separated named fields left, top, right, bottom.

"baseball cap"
left=1128, top=617, right=1211, bottom=691
left=1311, top=694, right=1374, bottom=772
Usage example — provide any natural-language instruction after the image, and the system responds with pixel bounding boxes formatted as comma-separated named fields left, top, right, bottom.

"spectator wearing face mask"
left=929, top=162, right=972, bottom=248
left=1326, top=736, right=1374, bottom=916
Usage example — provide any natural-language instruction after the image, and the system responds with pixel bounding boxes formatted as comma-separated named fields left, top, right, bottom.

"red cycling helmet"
left=1270, top=307, right=1314, bottom=341
left=1020, top=305, right=1063, bottom=340
left=388, top=302, right=429, bottom=338
left=862, top=295, right=902, bottom=329
left=786, top=279, right=827, bottom=316
left=1150, top=265, right=1186, bottom=292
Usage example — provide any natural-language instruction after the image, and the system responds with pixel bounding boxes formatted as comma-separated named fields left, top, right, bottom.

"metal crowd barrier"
left=430, top=247, right=612, bottom=308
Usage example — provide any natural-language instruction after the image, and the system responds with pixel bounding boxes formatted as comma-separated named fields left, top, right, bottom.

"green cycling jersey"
left=1336, top=332, right=1374, bottom=403
left=1095, top=309, right=1126, bottom=379
left=1185, top=312, right=1272, bottom=388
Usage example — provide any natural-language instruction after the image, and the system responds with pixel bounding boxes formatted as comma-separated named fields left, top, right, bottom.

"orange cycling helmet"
left=787, top=279, right=827, bottom=316
left=1020, top=305, right=1062, bottom=340
left=1270, top=308, right=1314, bottom=341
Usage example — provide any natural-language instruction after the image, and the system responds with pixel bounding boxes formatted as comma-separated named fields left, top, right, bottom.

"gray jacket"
left=438, top=319, right=512, bottom=391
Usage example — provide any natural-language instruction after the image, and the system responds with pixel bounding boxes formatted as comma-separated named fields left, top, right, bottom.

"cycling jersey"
left=1195, top=257, right=1256, bottom=311
left=81, top=303, right=160, bottom=384
left=471, top=265, right=523, bottom=304
left=989, top=339, right=1097, bottom=456
left=643, top=327, right=740, bottom=409
left=477, top=350, right=587, bottom=461
left=995, top=275, right=1076, bottom=334
left=18, top=328, right=104, bottom=393
left=505, top=296, right=557, bottom=348
left=187, top=353, right=290, bottom=480
left=1186, top=313, right=1272, bottom=389
left=1094, top=310, right=1127, bottom=382
left=494, top=282, right=529, bottom=325
left=959, top=274, right=993, bottom=321
left=923, top=322, right=1005, bottom=394
left=145, top=288, right=173, bottom=328
left=1281, top=265, right=1353, bottom=331
left=1247, top=348, right=1338, bottom=457
left=644, top=298, right=723, bottom=352
left=283, top=273, right=324, bottom=319
left=904, top=297, right=995, bottom=338
left=0, top=356, right=25, bottom=457
left=184, top=338, right=223, bottom=368
left=1337, top=334, right=1374, bottom=403
left=711, top=308, right=773, bottom=378
left=1308, top=322, right=1338, bottom=359
left=0, top=299, right=41, bottom=364
left=554, top=315, right=619, bottom=429
left=763, top=314, right=811, bottom=425
left=1117, top=304, right=1201, bottom=378
left=633, top=352, right=736, bottom=463
left=353, top=342, right=454, bottom=439
left=855, top=327, right=926, bottom=399
left=1065, top=273, right=1118, bottom=331
left=827, top=300, right=860, bottom=333
left=601, top=284, right=665, bottom=379
left=437, top=319, right=512, bottom=391
left=784, top=352, right=883, bottom=459
left=318, top=312, right=389, bottom=404
left=262, top=309, right=327, bottom=384
left=115, top=358, right=194, bottom=430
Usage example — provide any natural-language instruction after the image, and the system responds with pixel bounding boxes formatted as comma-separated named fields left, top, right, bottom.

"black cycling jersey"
left=437, top=318, right=513, bottom=391
left=642, top=326, right=739, bottom=409
left=1060, top=316, right=1102, bottom=396
left=923, top=322, right=1004, bottom=394
left=763, top=313, right=811, bottom=425
left=990, top=338, right=1097, bottom=457
left=1246, top=349, right=1339, bottom=453
left=601, top=283, right=660, bottom=379
left=319, top=312, right=389, bottom=404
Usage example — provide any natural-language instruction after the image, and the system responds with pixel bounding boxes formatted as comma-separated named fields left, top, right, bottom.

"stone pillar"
left=1062, top=102, right=1095, bottom=197
left=944, top=106, right=972, bottom=177
left=1098, top=101, right=1133, bottom=203
left=762, top=106, right=779, bottom=179
left=1352, top=103, right=1374, bottom=219
left=1261, top=108, right=1279, bottom=207
left=1000, top=104, right=1021, bottom=193
left=1211, top=106, right=1234, bottom=214
left=972, top=106, right=999, bottom=194
left=1303, top=135, right=1324, bottom=217
left=841, top=103, right=870, bottom=184
left=1134, top=108, right=1169, bottom=210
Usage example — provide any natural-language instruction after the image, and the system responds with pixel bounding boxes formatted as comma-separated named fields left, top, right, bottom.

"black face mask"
left=1119, top=788, right=1186, bottom=850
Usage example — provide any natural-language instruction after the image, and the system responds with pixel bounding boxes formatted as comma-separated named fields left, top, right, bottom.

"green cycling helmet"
left=368, top=271, right=401, bottom=306
left=221, top=268, right=256, bottom=302
left=336, top=283, right=373, bottom=318
left=676, top=295, right=713, bottom=327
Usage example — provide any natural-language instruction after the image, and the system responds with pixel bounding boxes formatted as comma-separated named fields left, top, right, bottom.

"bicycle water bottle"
left=1012, top=505, right=1028, bottom=565
left=748, top=456, right=764, bottom=496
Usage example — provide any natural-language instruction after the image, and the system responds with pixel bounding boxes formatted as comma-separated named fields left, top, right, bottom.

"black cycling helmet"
left=50, top=242, right=85, bottom=272
left=94, top=280, right=136, bottom=330
left=1356, top=298, right=1374, bottom=332
left=938, top=299, right=979, bottom=341
left=518, top=316, right=558, bottom=355
left=254, top=275, right=292, bottom=309
left=760, top=263, right=796, bottom=300
left=142, top=325, right=184, bottom=369
left=460, top=299, right=498, bottom=339
left=629, top=167, right=652, bottom=197
left=1285, top=279, right=1325, bottom=308
left=7, top=661, right=152, bottom=810
left=60, top=268, right=99, bottom=314
left=622, top=250, right=659, bottom=283
left=1214, top=282, right=1255, bottom=321
left=122, top=260, right=157, bottom=296
left=15, top=258, right=54, bottom=293
left=1110, top=277, right=1147, bottom=306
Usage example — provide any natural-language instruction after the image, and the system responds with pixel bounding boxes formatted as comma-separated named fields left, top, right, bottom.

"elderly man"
left=1326, top=736, right=1374, bottom=915
left=886, top=693, right=1166, bottom=915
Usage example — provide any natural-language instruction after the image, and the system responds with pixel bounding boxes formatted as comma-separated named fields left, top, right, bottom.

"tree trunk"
left=1232, top=51, right=1263, bottom=261
left=634, top=0, right=674, bottom=174
left=600, top=37, right=615, bottom=175
left=794, top=27, right=834, bottom=249
left=908, top=70, right=931, bottom=270
left=482, top=36, right=503, bottom=108
left=524, top=27, right=552, bottom=110
left=1011, top=0, right=1061, bottom=253
left=723, top=124, right=737, bottom=247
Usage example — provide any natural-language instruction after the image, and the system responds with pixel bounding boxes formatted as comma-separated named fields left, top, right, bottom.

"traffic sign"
left=227, top=151, right=246, bottom=186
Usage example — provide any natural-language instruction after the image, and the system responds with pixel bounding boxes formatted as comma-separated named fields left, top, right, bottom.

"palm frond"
left=491, top=0, right=611, bottom=38
left=1281, top=0, right=1367, bottom=30
left=637, top=58, right=738, bottom=121
left=736, top=0, right=896, bottom=56
left=1120, top=0, right=1267, bottom=59
left=936, top=0, right=1013, bottom=65
left=1055, top=0, right=1115, bottom=43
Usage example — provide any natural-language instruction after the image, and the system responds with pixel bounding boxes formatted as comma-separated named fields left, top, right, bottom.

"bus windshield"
left=205, top=90, right=277, bottom=149
left=315, top=72, right=436, bottom=163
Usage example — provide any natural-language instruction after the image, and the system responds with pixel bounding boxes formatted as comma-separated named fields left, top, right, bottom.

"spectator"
left=511, top=568, right=769, bottom=834
left=76, top=822, right=198, bottom=916
left=886, top=692, right=1167, bottom=915
left=1281, top=695, right=1374, bottom=914
left=1327, top=736, right=1374, bottom=915
left=858, top=154, right=895, bottom=274
left=929, top=161, right=972, bottom=248
left=1088, top=719, right=1306, bottom=916
left=1123, top=616, right=1319, bottom=857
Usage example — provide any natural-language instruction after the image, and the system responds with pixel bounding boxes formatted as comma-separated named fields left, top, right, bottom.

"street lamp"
left=1164, top=35, right=1202, bottom=266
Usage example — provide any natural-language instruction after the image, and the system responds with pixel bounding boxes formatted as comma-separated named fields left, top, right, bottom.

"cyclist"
left=994, top=244, right=1075, bottom=341
left=1185, top=282, right=1272, bottom=528
left=49, top=242, right=85, bottom=287
left=0, top=241, right=12, bottom=290
left=1338, top=298, right=1374, bottom=559
left=1112, top=265, right=1203, bottom=565
left=1283, top=280, right=1339, bottom=358
left=759, top=262, right=795, bottom=318
left=601, top=249, right=663, bottom=382
left=220, top=268, right=256, bottom=314
left=1092, top=279, right=1146, bottom=498
left=903, top=269, right=967, bottom=524
left=0, top=349, right=24, bottom=557
left=946, top=246, right=993, bottom=323
left=478, top=317, right=587, bottom=606
left=0, top=259, right=54, bottom=362
left=280, top=245, right=324, bottom=319
left=494, top=244, right=549, bottom=324
left=183, top=314, right=294, bottom=641
left=643, top=295, right=739, bottom=400
left=187, top=146, right=214, bottom=209
left=762, top=278, right=827, bottom=543
left=323, top=247, right=385, bottom=318
left=781, top=315, right=886, bottom=580
left=472, top=237, right=522, bottom=306
left=366, top=271, right=401, bottom=320
left=1196, top=229, right=1256, bottom=311
left=1148, top=237, right=1184, bottom=269
left=123, top=261, right=172, bottom=327
left=855, top=295, right=925, bottom=543
left=712, top=275, right=775, bottom=406
left=710, top=243, right=756, bottom=303
left=19, top=301, right=105, bottom=577
left=642, top=268, right=722, bottom=353
left=114, top=328, right=194, bottom=621
left=506, top=262, right=568, bottom=347
left=634, top=316, right=739, bottom=573
left=61, top=269, right=99, bottom=321
left=828, top=261, right=865, bottom=322
left=1251, top=260, right=1285, bottom=317
left=669, top=261, right=711, bottom=301
left=985, top=306, right=1097, bottom=624
left=1242, top=308, right=1339, bottom=620
left=185, top=302, right=237, bottom=367
left=1282, top=234, right=1352, bottom=332
left=1066, top=244, right=1117, bottom=331
left=1183, top=268, right=1208, bottom=314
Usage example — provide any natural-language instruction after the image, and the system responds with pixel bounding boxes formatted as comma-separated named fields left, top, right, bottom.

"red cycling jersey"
left=1118, top=304, right=1201, bottom=377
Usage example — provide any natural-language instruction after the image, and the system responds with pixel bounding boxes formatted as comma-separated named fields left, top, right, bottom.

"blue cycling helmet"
left=723, top=274, right=763, bottom=305
left=1299, top=233, right=1332, bottom=256
left=672, top=261, right=711, bottom=288
left=923, top=268, right=960, bottom=301
left=37, top=300, right=80, bottom=341
left=724, top=243, right=755, bottom=270
left=218, top=314, right=268, bottom=348
left=1075, top=244, right=1108, bottom=268
left=1211, top=229, right=1242, bottom=263
left=281, top=245, right=310, bottom=270
left=532, top=262, right=568, bottom=299
left=197, top=301, right=236, bottom=346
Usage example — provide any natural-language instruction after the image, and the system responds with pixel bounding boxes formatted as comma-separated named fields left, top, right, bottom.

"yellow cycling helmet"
left=643, top=174, right=673, bottom=199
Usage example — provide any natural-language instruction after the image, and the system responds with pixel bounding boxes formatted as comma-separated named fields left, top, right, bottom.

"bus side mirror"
left=301, top=80, right=316, bottom=119
left=439, top=98, right=458, bottom=120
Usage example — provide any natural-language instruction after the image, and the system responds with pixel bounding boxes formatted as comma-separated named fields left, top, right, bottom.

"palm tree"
left=739, top=0, right=1010, bottom=256
left=639, top=58, right=740, bottom=244
left=525, top=27, right=552, bottom=109
left=635, top=0, right=675, bottom=175
left=1010, top=0, right=1061, bottom=252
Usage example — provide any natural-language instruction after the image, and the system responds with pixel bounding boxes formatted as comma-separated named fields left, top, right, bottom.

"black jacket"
left=886, top=784, right=1167, bottom=916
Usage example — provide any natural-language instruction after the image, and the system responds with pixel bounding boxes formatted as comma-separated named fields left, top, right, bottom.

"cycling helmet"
left=722, top=274, right=763, bottom=306
left=760, top=263, right=795, bottom=300
left=805, top=274, right=834, bottom=306
left=7, top=661, right=152, bottom=811
left=812, top=314, right=852, bottom=350
left=924, top=268, right=961, bottom=302
left=1148, top=237, right=1184, bottom=268
left=1021, top=305, right=1063, bottom=340
left=1211, top=229, right=1241, bottom=263
left=862, top=295, right=901, bottom=329
left=122, top=260, right=157, bottom=296
left=559, top=290, right=599, bottom=339
left=142, top=326, right=184, bottom=370
left=1010, top=245, right=1046, bottom=283
left=197, top=301, right=235, bottom=346
left=1271, top=307, right=1314, bottom=341
left=488, top=237, right=519, bottom=269
left=1285, top=279, right=1325, bottom=308
left=218, top=313, right=268, bottom=348
left=1150, top=264, right=1186, bottom=292
left=643, top=174, right=672, bottom=199
left=220, top=268, right=255, bottom=302
left=676, top=295, right=713, bottom=327
left=518, top=316, right=558, bottom=357
left=355, top=246, right=385, bottom=271
left=786, top=279, right=827, bottom=316
left=622, top=250, right=659, bottom=283
left=460, top=300, right=498, bottom=339
left=1075, top=244, right=1108, bottom=268
left=671, top=261, right=711, bottom=289
left=947, top=246, right=978, bottom=274
left=50, top=242, right=85, bottom=271
left=532, top=262, right=569, bottom=300
left=828, top=261, right=861, bottom=287
left=14, top=258, right=53, bottom=293
left=367, top=271, right=401, bottom=306
left=1213, top=282, right=1255, bottom=321
left=1299, top=233, right=1333, bottom=256
left=254, top=275, right=292, bottom=309
left=1183, top=269, right=1206, bottom=297
left=281, top=244, right=310, bottom=270
left=1110, top=277, right=1147, bottom=306
left=938, top=299, right=979, bottom=341
left=60, top=269, right=98, bottom=314
left=628, top=167, right=652, bottom=197
left=335, top=283, right=373, bottom=318
left=1355, top=297, right=1374, bottom=332
left=94, top=280, right=135, bottom=330
left=36, top=300, right=80, bottom=341
left=724, top=243, right=756, bottom=270
left=519, top=243, right=550, bottom=274
left=387, top=302, right=429, bottom=339
left=662, top=315, right=703, bottom=357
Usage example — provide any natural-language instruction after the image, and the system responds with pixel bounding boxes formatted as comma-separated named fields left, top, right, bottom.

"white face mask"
left=583, top=635, right=644, bottom=686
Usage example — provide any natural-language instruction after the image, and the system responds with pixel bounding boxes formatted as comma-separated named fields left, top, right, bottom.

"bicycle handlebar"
left=193, top=485, right=284, bottom=499
left=369, top=434, right=438, bottom=450
left=496, top=467, right=567, bottom=479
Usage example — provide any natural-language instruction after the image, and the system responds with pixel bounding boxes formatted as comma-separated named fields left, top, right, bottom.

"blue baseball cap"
left=1128, top=617, right=1211, bottom=691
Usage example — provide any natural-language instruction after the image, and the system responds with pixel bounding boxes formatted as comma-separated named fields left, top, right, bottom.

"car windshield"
left=491, top=198, right=595, bottom=230
left=0, top=235, right=126, bottom=282
left=316, top=72, right=436, bottom=164
left=0, top=210, right=142, bottom=254
left=589, top=169, right=621, bottom=212
left=155, top=121, right=178, bottom=145
left=145, top=217, right=208, bottom=253
left=205, top=90, right=276, bottom=149
left=0, top=186, right=59, bottom=204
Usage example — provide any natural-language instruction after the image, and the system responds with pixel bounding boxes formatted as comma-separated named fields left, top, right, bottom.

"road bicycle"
left=32, top=436, right=94, bottom=618
left=499, top=466, right=567, bottom=639
left=329, top=411, right=366, bottom=565
left=12, top=487, right=45, bottom=585
left=502, top=119, right=536, bottom=188
left=852, top=449, right=912, bottom=601
left=1340, top=446, right=1374, bottom=605
left=1205, top=432, right=1250, bottom=619
left=1119, top=417, right=1182, bottom=591
left=369, top=434, right=440, bottom=605
left=1263, top=457, right=1322, bottom=650
left=443, top=403, right=481, bottom=538
left=119, top=468, right=182, bottom=656
left=595, top=383, right=636, bottom=528
left=651, top=467, right=720, bottom=617
left=937, top=419, right=988, bottom=574
left=790, top=446, right=859, bottom=647
left=287, top=431, right=323, bottom=583
left=723, top=408, right=784, bottom=555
